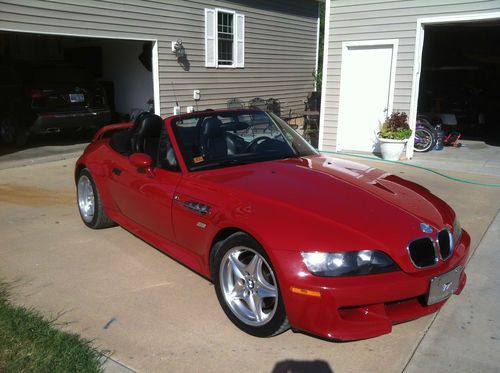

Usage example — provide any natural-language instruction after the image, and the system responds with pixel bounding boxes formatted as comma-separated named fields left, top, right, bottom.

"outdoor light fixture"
left=172, top=39, right=186, bottom=60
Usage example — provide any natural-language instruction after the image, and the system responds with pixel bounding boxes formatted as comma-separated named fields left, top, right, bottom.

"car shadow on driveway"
left=272, top=359, right=333, bottom=373
left=0, top=130, right=93, bottom=157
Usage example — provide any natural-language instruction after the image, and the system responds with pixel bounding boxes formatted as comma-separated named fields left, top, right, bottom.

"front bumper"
left=30, top=108, right=111, bottom=134
left=276, top=230, right=470, bottom=340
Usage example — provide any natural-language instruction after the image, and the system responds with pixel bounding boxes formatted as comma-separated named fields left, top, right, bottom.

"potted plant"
left=378, top=112, right=412, bottom=161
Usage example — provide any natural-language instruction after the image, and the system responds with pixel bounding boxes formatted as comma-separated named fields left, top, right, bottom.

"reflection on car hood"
left=194, top=154, right=454, bottom=243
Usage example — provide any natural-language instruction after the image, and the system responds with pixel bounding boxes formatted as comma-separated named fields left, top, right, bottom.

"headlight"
left=452, top=218, right=462, bottom=244
left=301, top=250, right=398, bottom=277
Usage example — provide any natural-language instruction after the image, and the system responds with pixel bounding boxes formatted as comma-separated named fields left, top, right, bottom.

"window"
left=217, top=12, right=233, bottom=66
left=205, top=8, right=245, bottom=68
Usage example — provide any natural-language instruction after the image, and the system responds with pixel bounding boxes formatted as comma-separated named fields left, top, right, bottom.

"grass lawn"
left=0, top=282, right=103, bottom=373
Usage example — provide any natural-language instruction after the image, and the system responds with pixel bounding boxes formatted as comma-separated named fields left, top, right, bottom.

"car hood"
left=191, top=155, right=455, bottom=271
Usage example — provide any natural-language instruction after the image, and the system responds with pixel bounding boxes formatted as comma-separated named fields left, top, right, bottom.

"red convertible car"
left=75, top=109, right=470, bottom=340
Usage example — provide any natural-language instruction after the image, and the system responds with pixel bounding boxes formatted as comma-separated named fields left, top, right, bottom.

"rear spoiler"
left=92, top=121, right=133, bottom=142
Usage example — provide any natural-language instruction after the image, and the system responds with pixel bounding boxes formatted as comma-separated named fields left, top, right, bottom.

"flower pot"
left=378, top=138, right=408, bottom=161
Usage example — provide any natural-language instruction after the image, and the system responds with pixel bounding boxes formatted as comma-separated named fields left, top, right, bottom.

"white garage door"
left=338, top=42, right=396, bottom=152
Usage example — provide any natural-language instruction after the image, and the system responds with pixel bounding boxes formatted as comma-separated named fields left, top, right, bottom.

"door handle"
left=112, top=167, right=122, bottom=176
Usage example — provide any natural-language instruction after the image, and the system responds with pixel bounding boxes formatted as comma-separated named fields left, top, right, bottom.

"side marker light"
left=290, top=286, right=321, bottom=298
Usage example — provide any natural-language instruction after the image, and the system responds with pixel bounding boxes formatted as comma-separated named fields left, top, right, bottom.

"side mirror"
left=129, top=153, right=155, bottom=177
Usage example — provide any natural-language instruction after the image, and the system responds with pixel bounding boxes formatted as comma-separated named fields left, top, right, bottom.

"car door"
left=167, top=116, right=220, bottom=258
left=171, top=185, right=218, bottom=259
left=107, top=127, right=181, bottom=242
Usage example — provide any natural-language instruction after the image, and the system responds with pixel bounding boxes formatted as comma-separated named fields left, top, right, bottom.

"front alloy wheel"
left=220, top=247, right=278, bottom=326
left=213, top=232, right=289, bottom=337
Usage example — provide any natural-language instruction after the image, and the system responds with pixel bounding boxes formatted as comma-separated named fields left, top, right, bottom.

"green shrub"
left=379, top=112, right=412, bottom=140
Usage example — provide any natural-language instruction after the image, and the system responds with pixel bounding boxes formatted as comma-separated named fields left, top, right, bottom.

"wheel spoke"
left=245, top=254, right=261, bottom=277
left=247, top=293, right=264, bottom=322
left=228, top=253, right=246, bottom=280
left=231, top=282, right=246, bottom=300
left=256, top=286, right=276, bottom=299
left=256, top=259, right=275, bottom=287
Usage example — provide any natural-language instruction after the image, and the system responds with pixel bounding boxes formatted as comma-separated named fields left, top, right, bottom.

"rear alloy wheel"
left=213, top=232, right=289, bottom=337
left=0, top=117, right=28, bottom=147
left=77, top=169, right=115, bottom=229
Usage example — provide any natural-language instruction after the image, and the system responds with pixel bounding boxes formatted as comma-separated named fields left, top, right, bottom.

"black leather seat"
left=130, top=113, right=164, bottom=163
left=109, top=111, right=151, bottom=155
left=225, top=132, right=238, bottom=155
left=200, top=117, right=227, bottom=160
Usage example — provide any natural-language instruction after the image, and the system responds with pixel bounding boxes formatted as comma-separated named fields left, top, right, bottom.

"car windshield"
left=31, top=67, right=96, bottom=85
left=171, top=110, right=318, bottom=171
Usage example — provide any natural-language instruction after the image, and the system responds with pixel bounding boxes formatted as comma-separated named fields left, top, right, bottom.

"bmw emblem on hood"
left=420, top=223, right=433, bottom=234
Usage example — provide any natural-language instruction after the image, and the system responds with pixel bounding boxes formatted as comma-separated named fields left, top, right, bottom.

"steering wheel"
left=244, top=136, right=271, bottom=152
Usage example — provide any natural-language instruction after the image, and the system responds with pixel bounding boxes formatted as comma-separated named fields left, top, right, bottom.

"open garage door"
left=0, top=30, right=156, bottom=154
left=417, top=20, right=500, bottom=149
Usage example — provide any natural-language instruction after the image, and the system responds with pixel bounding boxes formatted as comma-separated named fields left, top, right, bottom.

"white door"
left=338, top=44, right=395, bottom=152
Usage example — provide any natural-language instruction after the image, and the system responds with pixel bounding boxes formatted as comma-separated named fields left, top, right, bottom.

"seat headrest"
left=135, top=113, right=164, bottom=138
left=201, top=117, right=225, bottom=138
left=132, top=111, right=151, bottom=131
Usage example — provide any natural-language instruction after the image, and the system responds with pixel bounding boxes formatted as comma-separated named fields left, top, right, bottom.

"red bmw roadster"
left=75, top=109, right=470, bottom=340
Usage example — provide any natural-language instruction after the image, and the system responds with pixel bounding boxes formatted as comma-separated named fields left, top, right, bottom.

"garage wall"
left=98, top=40, right=154, bottom=115
left=0, top=0, right=318, bottom=117
left=320, top=0, right=499, bottom=151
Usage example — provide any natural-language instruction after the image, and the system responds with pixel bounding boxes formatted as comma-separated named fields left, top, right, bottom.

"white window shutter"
left=205, top=8, right=216, bottom=67
left=235, top=13, right=245, bottom=68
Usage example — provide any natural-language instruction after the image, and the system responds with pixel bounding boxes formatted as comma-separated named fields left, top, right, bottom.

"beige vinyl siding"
left=0, top=0, right=318, bottom=116
left=322, top=0, right=500, bottom=151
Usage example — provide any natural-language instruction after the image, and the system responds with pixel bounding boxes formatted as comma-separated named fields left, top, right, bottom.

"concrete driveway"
left=0, top=157, right=499, bottom=372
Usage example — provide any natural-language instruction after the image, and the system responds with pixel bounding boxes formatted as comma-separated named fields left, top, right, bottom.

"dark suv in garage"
left=0, top=63, right=111, bottom=146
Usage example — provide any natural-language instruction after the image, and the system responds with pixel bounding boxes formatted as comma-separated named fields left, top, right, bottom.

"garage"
left=0, top=30, right=155, bottom=150
left=320, top=2, right=500, bottom=174
left=417, top=19, right=500, bottom=148
left=0, top=0, right=320, bottom=165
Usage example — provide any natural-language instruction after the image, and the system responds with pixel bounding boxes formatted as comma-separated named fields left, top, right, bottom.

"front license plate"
left=69, top=93, right=85, bottom=103
left=427, top=265, right=462, bottom=305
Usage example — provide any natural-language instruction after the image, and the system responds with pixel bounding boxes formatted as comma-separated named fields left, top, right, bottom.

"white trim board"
left=1, top=27, right=161, bottom=116
left=335, top=39, right=399, bottom=152
left=0, top=27, right=157, bottom=41
left=407, top=11, right=500, bottom=159
left=318, top=0, right=331, bottom=151
left=151, top=41, right=161, bottom=117
left=314, top=4, right=320, bottom=92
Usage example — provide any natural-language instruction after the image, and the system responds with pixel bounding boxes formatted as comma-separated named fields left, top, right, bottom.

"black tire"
left=77, top=169, right=115, bottom=229
left=212, top=232, right=289, bottom=337
left=416, top=116, right=433, bottom=127
left=414, top=126, right=436, bottom=152
left=0, top=116, right=28, bottom=147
